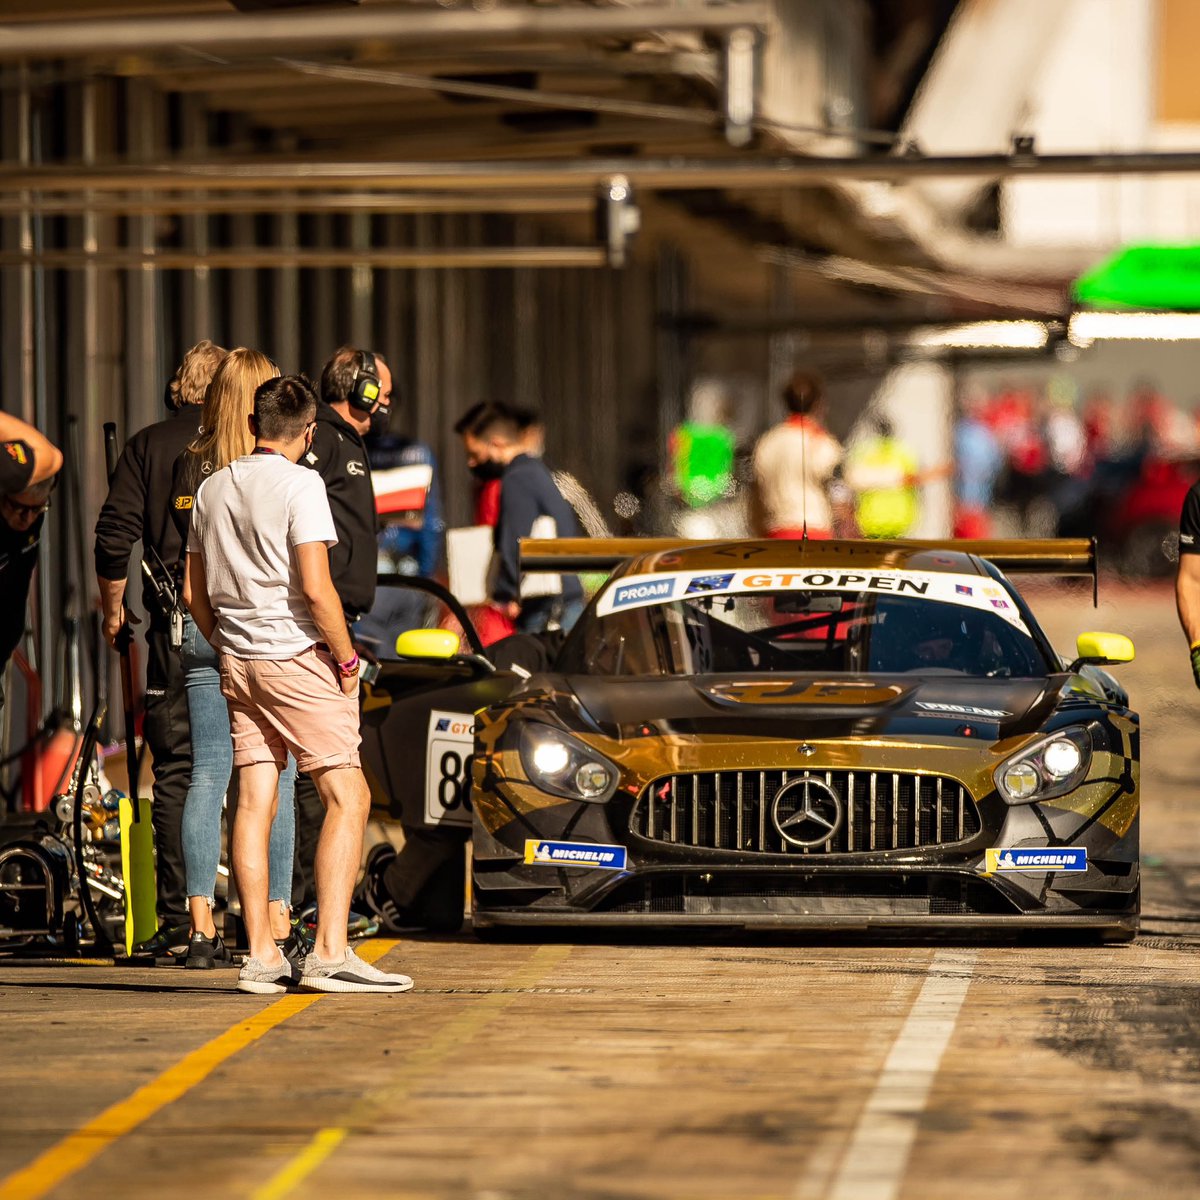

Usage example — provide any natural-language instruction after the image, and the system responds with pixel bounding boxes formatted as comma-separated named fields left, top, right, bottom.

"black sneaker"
left=357, top=860, right=409, bottom=935
left=363, top=841, right=397, bottom=878
left=185, top=931, right=234, bottom=970
left=275, top=926, right=312, bottom=971
left=299, top=902, right=380, bottom=942
left=130, top=921, right=191, bottom=960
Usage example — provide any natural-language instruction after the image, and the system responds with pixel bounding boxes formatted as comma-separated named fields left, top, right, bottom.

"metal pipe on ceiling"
left=6, top=150, right=1200, bottom=195
left=0, top=4, right=770, bottom=61
left=0, top=193, right=595, bottom=216
left=0, top=246, right=607, bottom=269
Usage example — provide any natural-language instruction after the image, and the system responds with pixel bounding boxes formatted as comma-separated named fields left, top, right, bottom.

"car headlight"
left=519, top=724, right=618, bottom=803
left=994, top=727, right=1092, bottom=804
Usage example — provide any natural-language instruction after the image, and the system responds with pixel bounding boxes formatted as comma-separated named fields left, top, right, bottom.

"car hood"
left=559, top=673, right=1066, bottom=742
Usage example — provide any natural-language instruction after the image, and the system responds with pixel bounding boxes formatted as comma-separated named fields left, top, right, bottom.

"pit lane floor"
left=1, top=585, right=1198, bottom=1200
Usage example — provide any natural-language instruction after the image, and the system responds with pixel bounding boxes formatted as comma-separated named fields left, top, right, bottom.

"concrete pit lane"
left=1, top=585, right=1198, bottom=1200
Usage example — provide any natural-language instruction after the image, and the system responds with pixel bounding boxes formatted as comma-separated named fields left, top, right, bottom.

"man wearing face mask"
left=459, top=404, right=584, bottom=634
left=292, top=346, right=391, bottom=917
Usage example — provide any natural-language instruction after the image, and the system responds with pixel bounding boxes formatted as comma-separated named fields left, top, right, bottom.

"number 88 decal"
left=437, top=749, right=474, bottom=812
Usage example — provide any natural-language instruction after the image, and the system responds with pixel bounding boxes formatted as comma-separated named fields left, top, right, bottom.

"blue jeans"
left=180, top=617, right=297, bottom=905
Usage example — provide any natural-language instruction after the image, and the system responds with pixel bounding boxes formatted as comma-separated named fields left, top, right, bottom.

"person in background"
left=454, top=401, right=501, bottom=528
left=458, top=404, right=584, bottom=633
left=168, top=349, right=298, bottom=969
left=843, top=415, right=922, bottom=539
left=953, top=390, right=1004, bottom=539
left=292, top=346, right=391, bottom=923
left=508, top=405, right=611, bottom=538
left=184, top=373, right=412, bottom=994
left=94, top=339, right=228, bottom=958
left=751, top=370, right=843, bottom=539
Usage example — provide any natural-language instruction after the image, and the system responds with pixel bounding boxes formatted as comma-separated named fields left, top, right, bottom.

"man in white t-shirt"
left=751, top=370, right=844, bottom=539
left=184, top=374, right=412, bottom=996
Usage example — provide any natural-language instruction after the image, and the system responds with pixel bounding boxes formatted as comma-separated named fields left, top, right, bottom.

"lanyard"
left=251, top=447, right=282, bottom=456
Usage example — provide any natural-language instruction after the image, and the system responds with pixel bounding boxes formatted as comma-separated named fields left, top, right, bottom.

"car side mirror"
left=395, top=629, right=459, bottom=660
left=1068, top=631, right=1135, bottom=673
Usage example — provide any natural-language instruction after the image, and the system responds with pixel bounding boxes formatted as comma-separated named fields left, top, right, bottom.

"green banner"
left=1074, top=244, right=1200, bottom=310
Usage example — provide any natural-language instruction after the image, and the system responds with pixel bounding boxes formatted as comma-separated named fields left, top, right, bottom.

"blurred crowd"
left=614, top=371, right=1199, bottom=579
left=956, top=379, right=1199, bottom=574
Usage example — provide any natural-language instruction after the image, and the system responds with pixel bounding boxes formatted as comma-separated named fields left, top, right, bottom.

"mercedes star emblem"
left=798, top=743, right=816, bottom=757
left=771, top=775, right=843, bottom=848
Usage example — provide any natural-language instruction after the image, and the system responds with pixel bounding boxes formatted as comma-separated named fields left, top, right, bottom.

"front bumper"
left=471, top=778, right=1140, bottom=932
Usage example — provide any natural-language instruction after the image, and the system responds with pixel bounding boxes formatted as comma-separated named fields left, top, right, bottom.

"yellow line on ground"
left=0, top=938, right=399, bottom=1200
left=251, top=944, right=573, bottom=1200
left=252, top=1129, right=347, bottom=1200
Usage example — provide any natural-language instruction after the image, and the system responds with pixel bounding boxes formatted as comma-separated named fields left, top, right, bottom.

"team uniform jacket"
left=94, top=406, right=203, bottom=623
left=304, top=401, right=377, bottom=619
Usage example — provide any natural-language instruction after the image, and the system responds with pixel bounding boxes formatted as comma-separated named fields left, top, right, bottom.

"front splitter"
left=472, top=910, right=1138, bottom=938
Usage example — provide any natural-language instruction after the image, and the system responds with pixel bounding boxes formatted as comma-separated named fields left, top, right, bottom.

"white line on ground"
left=815, top=949, right=977, bottom=1200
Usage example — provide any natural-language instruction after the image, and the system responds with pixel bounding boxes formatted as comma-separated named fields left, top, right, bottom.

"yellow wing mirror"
left=395, top=629, right=460, bottom=660
left=1069, top=631, right=1135, bottom=672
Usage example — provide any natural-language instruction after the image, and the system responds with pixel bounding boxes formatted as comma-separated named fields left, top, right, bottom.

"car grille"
left=630, top=769, right=981, bottom=854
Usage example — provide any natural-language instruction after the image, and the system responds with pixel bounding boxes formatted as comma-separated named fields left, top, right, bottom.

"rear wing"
left=520, top=537, right=1099, bottom=601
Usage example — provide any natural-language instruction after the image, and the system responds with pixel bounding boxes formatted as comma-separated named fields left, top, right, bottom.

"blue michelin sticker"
left=985, top=847, right=1087, bottom=873
left=612, top=579, right=674, bottom=609
left=685, top=572, right=736, bottom=595
left=524, top=840, right=628, bottom=870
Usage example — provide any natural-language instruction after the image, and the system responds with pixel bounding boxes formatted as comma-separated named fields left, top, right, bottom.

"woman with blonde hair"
left=169, top=348, right=300, bottom=968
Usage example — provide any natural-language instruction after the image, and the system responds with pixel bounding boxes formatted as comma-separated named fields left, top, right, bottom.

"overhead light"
left=1069, top=310, right=1200, bottom=346
left=908, top=321, right=1050, bottom=351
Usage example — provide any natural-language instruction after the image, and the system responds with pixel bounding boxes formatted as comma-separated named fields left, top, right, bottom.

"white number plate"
left=424, top=710, right=475, bottom=827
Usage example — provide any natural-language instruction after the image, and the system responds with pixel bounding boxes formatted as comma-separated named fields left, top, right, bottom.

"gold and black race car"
left=468, top=537, right=1140, bottom=939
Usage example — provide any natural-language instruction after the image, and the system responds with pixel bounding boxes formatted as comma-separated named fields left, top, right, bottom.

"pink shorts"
left=219, top=646, right=361, bottom=774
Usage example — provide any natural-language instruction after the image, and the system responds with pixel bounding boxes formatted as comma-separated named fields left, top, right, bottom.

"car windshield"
left=558, top=588, right=1051, bottom=679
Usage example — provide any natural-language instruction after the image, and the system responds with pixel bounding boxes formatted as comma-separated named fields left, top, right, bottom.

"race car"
left=465, top=537, right=1141, bottom=938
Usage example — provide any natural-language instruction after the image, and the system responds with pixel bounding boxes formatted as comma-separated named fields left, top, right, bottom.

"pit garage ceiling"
left=0, top=0, right=1033, bottom=327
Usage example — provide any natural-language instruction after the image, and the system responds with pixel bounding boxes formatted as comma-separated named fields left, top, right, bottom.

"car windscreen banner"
left=595, top=567, right=1030, bottom=632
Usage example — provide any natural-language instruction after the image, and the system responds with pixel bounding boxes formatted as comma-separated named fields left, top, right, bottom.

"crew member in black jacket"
left=93, top=339, right=228, bottom=956
left=292, top=345, right=391, bottom=912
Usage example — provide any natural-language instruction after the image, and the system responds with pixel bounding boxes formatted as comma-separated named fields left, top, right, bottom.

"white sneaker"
left=299, top=946, right=414, bottom=994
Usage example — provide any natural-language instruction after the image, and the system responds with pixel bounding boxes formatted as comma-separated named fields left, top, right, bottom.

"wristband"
left=336, top=652, right=360, bottom=678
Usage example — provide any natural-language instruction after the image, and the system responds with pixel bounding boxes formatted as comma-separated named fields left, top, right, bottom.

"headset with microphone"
left=347, top=350, right=384, bottom=413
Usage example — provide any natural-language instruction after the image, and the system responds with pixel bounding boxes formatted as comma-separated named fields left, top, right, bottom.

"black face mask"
left=369, top=406, right=391, bottom=439
left=470, top=458, right=506, bottom=482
